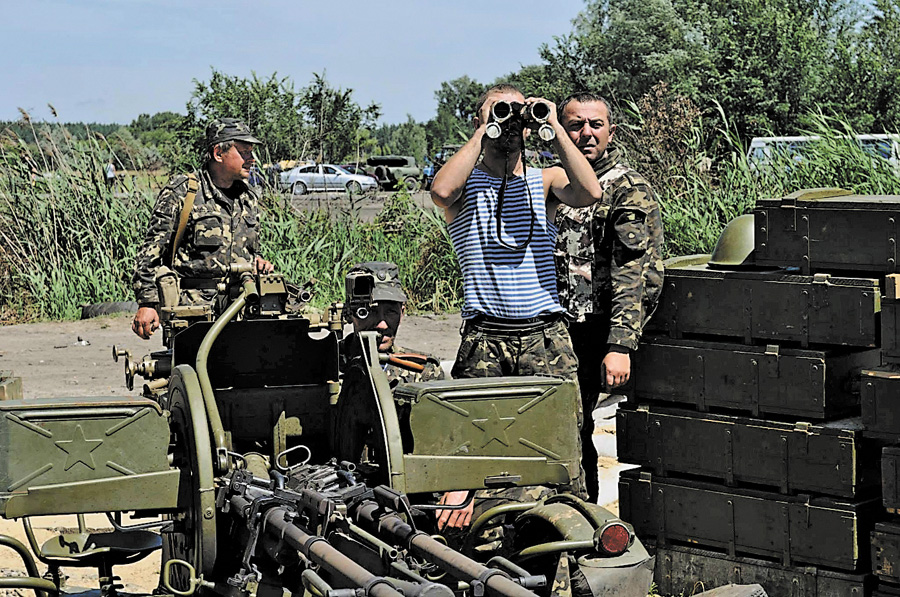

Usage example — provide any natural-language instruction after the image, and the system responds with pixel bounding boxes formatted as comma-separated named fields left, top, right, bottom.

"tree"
left=301, top=72, right=381, bottom=163
left=534, top=0, right=880, bottom=140
left=375, top=115, right=428, bottom=160
left=424, top=76, right=486, bottom=154
left=129, top=111, right=181, bottom=147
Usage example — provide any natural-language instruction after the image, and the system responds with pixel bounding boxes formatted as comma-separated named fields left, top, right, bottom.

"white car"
left=280, top=164, right=377, bottom=195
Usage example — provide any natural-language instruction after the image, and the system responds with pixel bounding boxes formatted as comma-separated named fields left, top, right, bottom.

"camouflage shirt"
left=339, top=336, right=446, bottom=388
left=384, top=345, right=447, bottom=387
left=554, top=147, right=665, bottom=351
left=132, top=169, right=262, bottom=307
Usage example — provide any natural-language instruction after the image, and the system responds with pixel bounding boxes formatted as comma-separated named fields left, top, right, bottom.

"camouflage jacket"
left=554, top=147, right=665, bottom=351
left=339, top=336, right=446, bottom=388
left=132, top=169, right=262, bottom=307
left=384, top=345, right=447, bottom=388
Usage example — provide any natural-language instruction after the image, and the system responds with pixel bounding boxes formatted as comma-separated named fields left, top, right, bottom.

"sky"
left=1, top=0, right=587, bottom=126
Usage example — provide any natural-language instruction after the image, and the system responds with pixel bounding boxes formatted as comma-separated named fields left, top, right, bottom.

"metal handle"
left=163, top=559, right=214, bottom=596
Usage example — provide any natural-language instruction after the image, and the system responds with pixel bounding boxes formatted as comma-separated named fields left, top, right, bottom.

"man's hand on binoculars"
left=526, top=97, right=558, bottom=127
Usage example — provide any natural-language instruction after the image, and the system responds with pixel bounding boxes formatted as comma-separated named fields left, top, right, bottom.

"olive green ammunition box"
left=0, top=395, right=176, bottom=518
left=754, top=191, right=900, bottom=274
left=875, top=585, right=900, bottom=597
left=619, top=469, right=878, bottom=571
left=871, top=521, right=900, bottom=584
left=0, top=372, right=22, bottom=400
left=394, top=377, right=580, bottom=493
left=617, top=406, right=877, bottom=497
left=884, top=298, right=900, bottom=363
left=862, top=367, right=900, bottom=438
left=648, top=266, right=880, bottom=347
left=632, top=337, right=878, bottom=418
left=882, top=446, right=900, bottom=510
left=654, top=543, right=871, bottom=597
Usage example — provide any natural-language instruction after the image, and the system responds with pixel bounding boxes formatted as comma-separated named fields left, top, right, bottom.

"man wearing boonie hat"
left=335, top=261, right=446, bottom=467
left=340, top=261, right=445, bottom=387
left=131, top=117, right=274, bottom=339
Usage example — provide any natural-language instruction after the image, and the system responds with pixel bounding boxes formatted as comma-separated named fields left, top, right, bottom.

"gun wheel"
left=164, top=366, right=217, bottom=591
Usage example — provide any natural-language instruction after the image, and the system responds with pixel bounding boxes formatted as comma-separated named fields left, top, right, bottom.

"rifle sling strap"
left=170, top=173, right=199, bottom=268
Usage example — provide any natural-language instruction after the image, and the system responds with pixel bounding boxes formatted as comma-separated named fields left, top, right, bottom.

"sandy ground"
left=0, top=312, right=627, bottom=593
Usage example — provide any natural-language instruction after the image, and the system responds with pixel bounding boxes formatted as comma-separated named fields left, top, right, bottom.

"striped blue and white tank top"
left=447, top=167, right=565, bottom=320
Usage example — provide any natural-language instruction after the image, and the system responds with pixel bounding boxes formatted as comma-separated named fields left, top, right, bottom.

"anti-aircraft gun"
left=0, top=263, right=652, bottom=597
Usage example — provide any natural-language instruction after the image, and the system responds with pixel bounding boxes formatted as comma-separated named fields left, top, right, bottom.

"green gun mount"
left=0, top=273, right=652, bottom=597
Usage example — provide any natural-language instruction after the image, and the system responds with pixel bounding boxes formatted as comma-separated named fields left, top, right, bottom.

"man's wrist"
left=607, top=344, right=631, bottom=355
left=138, top=302, right=159, bottom=311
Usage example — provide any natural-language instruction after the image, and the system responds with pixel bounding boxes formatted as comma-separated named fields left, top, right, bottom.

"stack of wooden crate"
left=618, top=188, right=900, bottom=596
left=865, top=276, right=900, bottom=596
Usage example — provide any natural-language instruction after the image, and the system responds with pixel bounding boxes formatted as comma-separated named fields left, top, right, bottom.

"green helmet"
left=708, top=214, right=755, bottom=269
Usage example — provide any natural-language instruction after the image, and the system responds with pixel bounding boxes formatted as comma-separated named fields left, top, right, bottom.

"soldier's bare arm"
left=430, top=100, right=493, bottom=223
left=435, top=490, right=473, bottom=530
left=132, top=306, right=159, bottom=340
left=254, top=255, right=274, bottom=274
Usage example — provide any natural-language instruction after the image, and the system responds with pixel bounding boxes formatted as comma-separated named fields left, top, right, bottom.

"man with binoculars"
left=430, top=84, right=602, bottom=525
left=431, top=83, right=601, bottom=381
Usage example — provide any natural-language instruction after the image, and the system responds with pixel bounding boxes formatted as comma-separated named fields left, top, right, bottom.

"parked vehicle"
left=366, top=155, right=423, bottom=191
left=747, top=134, right=900, bottom=172
left=340, top=163, right=379, bottom=182
left=280, top=163, right=378, bottom=195
left=424, top=144, right=462, bottom=190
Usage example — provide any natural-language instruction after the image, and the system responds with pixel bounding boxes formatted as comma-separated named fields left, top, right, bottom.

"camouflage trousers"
left=443, top=485, right=555, bottom=556
left=451, top=317, right=588, bottom=499
left=451, top=317, right=579, bottom=378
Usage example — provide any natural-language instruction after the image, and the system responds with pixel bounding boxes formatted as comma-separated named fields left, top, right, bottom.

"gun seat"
left=24, top=515, right=160, bottom=596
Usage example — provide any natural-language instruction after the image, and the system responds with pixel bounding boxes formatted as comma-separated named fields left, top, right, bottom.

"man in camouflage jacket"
left=553, top=93, right=665, bottom=502
left=131, top=118, right=273, bottom=339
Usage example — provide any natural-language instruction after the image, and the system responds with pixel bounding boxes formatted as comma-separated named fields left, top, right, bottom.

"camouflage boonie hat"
left=206, top=118, right=262, bottom=147
left=346, top=261, right=408, bottom=304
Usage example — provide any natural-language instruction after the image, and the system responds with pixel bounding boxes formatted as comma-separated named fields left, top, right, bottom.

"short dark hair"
left=207, top=140, right=235, bottom=164
left=474, top=83, right=524, bottom=120
left=558, top=92, right=614, bottom=123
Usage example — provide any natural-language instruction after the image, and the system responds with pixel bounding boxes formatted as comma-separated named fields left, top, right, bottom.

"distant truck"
left=423, top=144, right=462, bottom=190
left=747, top=134, right=900, bottom=172
left=366, top=155, right=423, bottom=191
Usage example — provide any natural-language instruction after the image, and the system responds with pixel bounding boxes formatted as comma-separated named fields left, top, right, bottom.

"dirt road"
left=0, top=312, right=463, bottom=399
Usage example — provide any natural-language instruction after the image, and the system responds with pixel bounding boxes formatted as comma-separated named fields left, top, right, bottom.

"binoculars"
left=485, top=100, right=556, bottom=142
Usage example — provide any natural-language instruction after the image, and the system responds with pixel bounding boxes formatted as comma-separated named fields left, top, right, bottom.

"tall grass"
left=648, top=110, right=900, bottom=257
left=3, top=111, right=898, bottom=323
left=0, top=121, right=154, bottom=321
left=0, top=120, right=459, bottom=322
left=260, top=190, right=461, bottom=311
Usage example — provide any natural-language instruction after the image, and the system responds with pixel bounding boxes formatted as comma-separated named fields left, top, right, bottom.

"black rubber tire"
left=80, top=301, right=138, bottom=319
left=346, top=180, right=363, bottom=195
left=292, top=181, right=308, bottom=196
left=403, top=176, right=421, bottom=192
